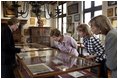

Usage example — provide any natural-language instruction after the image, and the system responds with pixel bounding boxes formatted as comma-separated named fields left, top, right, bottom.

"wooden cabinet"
left=29, top=27, right=51, bottom=46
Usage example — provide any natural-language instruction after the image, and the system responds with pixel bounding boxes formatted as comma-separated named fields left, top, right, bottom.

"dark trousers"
left=91, top=59, right=108, bottom=78
left=98, top=59, right=108, bottom=78
left=1, top=65, right=15, bottom=78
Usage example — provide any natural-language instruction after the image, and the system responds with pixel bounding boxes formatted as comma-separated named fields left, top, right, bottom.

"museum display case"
left=14, top=43, right=100, bottom=78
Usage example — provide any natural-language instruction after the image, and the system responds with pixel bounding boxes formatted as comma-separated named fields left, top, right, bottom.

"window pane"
left=59, top=5, right=62, bottom=15
left=85, top=12, right=91, bottom=24
left=63, top=3, right=67, bottom=14
left=85, top=1, right=91, bottom=9
left=63, top=17, right=67, bottom=34
left=95, top=1, right=102, bottom=6
left=94, top=10, right=102, bottom=16
left=59, top=18, right=62, bottom=31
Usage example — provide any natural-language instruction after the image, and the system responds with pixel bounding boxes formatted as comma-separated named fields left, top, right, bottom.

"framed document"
left=68, top=71, right=84, bottom=78
left=67, top=16, right=74, bottom=33
left=30, top=17, right=36, bottom=25
left=27, top=63, right=53, bottom=74
left=74, top=14, right=80, bottom=22
left=107, top=8, right=113, bottom=17
left=3, top=2, right=15, bottom=17
left=67, top=3, right=79, bottom=15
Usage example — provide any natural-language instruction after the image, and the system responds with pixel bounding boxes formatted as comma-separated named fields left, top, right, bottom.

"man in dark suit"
left=1, top=17, right=21, bottom=78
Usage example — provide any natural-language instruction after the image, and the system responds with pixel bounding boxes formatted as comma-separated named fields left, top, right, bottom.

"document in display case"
left=68, top=71, right=84, bottom=78
left=27, top=63, right=53, bottom=74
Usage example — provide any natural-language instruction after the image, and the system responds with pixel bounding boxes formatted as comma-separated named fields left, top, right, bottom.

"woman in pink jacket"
left=50, top=29, right=79, bottom=67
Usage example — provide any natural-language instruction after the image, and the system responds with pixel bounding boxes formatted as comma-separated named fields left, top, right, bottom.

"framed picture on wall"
left=74, top=14, right=80, bottom=22
left=67, top=3, right=79, bottom=15
left=107, top=8, right=113, bottom=17
left=67, top=16, right=73, bottom=33
left=3, top=2, right=15, bottom=17
left=67, top=16, right=72, bottom=23
left=108, top=1, right=117, bottom=6
left=30, top=17, right=36, bottom=25
left=67, top=23, right=74, bottom=34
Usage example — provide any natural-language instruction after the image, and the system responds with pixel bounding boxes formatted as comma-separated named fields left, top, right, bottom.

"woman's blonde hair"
left=76, top=24, right=93, bottom=37
left=89, top=15, right=113, bottom=35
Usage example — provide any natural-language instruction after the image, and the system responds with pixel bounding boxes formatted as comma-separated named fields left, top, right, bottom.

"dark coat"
left=1, top=23, right=21, bottom=65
